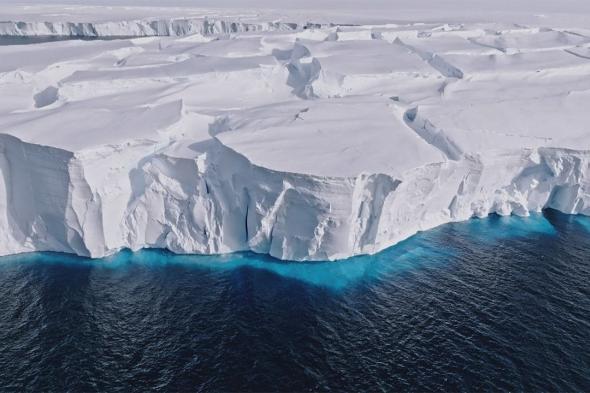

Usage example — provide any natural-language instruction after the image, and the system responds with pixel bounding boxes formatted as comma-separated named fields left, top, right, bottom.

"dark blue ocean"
left=0, top=210, right=589, bottom=392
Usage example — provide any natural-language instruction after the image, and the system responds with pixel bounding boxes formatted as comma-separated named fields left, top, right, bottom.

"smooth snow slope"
left=0, top=4, right=589, bottom=260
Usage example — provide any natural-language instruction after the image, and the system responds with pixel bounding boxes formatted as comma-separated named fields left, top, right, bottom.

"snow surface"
left=0, top=4, right=589, bottom=260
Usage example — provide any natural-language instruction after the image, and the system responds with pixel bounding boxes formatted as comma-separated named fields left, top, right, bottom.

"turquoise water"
left=0, top=211, right=589, bottom=391
left=4, top=213, right=557, bottom=291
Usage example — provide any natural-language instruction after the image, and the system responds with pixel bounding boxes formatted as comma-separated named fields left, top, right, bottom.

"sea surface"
left=0, top=210, right=589, bottom=392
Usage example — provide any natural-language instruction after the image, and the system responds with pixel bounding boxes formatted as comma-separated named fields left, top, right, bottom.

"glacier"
left=0, top=4, right=589, bottom=261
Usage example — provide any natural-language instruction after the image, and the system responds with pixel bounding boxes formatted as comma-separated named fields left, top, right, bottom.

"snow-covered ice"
left=0, top=3, right=589, bottom=260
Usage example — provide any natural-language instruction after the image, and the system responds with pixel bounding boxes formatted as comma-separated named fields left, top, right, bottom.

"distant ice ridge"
left=1, top=7, right=589, bottom=260
left=0, top=18, right=314, bottom=37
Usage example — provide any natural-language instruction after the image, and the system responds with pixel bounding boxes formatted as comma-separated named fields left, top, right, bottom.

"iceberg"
left=0, top=4, right=589, bottom=260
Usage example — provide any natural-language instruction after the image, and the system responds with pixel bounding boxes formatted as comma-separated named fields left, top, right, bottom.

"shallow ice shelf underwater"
left=4, top=212, right=582, bottom=291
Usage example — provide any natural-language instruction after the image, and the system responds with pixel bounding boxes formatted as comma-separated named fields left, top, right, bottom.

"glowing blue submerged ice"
left=573, top=214, right=590, bottom=233
left=5, top=243, right=444, bottom=291
left=1, top=214, right=558, bottom=290
left=173, top=242, right=446, bottom=290
left=462, top=213, right=557, bottom=241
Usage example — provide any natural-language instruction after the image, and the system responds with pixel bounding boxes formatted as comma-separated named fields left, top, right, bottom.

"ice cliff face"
left=1, top=133, right=588, bottom=261
left=0, top=19, right=309, bottom=38
left=0, top=9, right=589, bottom=261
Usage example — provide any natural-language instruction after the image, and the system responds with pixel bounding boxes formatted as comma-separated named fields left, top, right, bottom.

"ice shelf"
left=0, top=4, right=589, bottom=260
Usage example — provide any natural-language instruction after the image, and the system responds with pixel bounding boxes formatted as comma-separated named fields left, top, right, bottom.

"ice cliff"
left=0, top=8, right=589, bottom=260
left=0, top=18, right=311, bottom=38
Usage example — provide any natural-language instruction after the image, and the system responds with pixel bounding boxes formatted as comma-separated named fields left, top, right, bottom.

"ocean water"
left=0, top=210, right=589, bottom=392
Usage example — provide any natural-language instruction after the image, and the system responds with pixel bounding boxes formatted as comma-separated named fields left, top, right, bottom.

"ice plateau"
left=0, top=4, right=589, bottom=260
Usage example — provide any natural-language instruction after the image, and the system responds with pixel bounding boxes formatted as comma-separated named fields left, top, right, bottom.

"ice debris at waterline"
left=0, top=6, right=590, bottom=261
